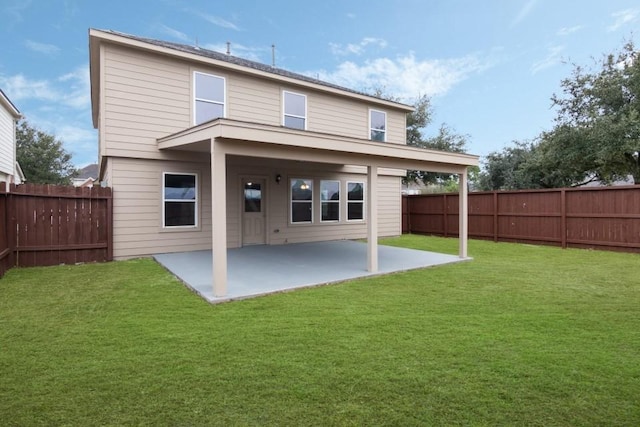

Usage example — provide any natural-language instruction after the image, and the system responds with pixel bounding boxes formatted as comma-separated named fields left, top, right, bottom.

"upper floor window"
left=194, top=72, right=225, bottom=125
left=163, top=172, right=197, bottom=227
left=370, top=109, right=386, bottom=142
left=283, top=91, right=306, bottom=130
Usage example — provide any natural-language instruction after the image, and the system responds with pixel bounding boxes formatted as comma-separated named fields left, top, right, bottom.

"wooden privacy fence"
left=403, top=185, right=640, bottom=253
left=0, top=182, right=112, bottom=278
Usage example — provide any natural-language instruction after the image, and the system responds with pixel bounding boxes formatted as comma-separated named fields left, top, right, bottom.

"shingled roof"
left=97, top=29, right=411, bottom=110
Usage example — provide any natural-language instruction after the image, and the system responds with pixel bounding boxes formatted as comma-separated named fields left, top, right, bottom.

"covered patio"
left=154, top=240, right=468, bottom=303
left=158, top=118, right=478, bottom=298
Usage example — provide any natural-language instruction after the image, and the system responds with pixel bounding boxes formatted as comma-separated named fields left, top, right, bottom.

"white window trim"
left=193, top=71, right=226, bottom=125
left=369, top=108, right=387, bottom=142
left=162, top=172, right=198, bottom=228
left=346, top=180, right=366, bottom=222
left=320, top=180, right=340, bottom=223
left=290, top=178, right=313, bottom=224
left=283, top=90, right=307, bottom=130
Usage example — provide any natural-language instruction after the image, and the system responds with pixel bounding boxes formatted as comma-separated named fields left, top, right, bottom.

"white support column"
left=211, top=140, right=228, bottom=297
left=458, top=168, right=469, bottom=259
left=367, top=164, right=378, bottom=272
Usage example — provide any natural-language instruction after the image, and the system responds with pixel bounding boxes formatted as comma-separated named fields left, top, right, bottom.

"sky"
left=0, top=0, right=639, bottom=168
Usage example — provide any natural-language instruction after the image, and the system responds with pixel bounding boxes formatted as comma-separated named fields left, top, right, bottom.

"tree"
left=405, top=94, right=433, bottom=146
left=477, top=138, right=582, bottom=190
left=406, top=123, right=470, bottom=185
left=369, top=90, right=471, bottom=187
left=477, top=141, right=539, bottom=190
left=541, top=41, right=640, bottom=184
left=16, top=120, right=77, bottom=185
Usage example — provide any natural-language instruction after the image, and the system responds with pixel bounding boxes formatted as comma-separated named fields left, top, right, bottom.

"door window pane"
left=244, top=182, right=262, bottom=213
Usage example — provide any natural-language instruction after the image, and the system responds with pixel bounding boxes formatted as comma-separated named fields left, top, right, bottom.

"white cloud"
left=0, top=74, right=58, bottom=102
left=1, top=67, right=89, bottom=108
left=311, top=52, right=495, bottom=100
left=158, top=24, right=191, bottom=43
left=531, top=45, right=565, bottom=74
left=196, top=12, right=240, bottom=30
left=511, top=0, right=537, bottom=28
left=24, top=39, right=60, bottom=55
left=4, top=0, right=32, bottom=22
left=329, top=37, right=388, bottom=56
left=0, top=65, right=95, bottom=165
left=608, top=8, right=638, bottom=32
left=557, top=25, right=583, bottom=36
left=57, top=65, right=91, bottom=109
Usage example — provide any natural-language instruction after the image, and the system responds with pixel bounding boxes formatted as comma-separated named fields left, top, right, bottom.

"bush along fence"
left=403, top=185, right=640, bottom=254
left=0, top=182, right=112, bottom=278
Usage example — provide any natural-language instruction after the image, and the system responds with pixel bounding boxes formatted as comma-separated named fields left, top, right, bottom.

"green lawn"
left=1, top=236, right=639, bottom=426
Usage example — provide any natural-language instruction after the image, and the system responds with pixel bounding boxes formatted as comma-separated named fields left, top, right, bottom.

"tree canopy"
left=16, top=120, right=77, bottom=185
left=544, top=41, right=640, bottom=184
left=403, top=94, right=471, bottom=188
left=479, top=40, right=640, bottom=190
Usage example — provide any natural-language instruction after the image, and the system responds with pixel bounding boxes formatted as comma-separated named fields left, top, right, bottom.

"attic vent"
left=226, top=41, right=230, bottom=55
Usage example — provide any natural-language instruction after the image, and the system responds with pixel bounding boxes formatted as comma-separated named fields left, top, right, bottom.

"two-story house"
left=89, top=29, right=478, bottom=297
left=0, top=89, right=25, bottom=185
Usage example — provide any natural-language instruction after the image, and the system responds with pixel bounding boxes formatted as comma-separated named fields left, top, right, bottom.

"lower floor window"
left=347, top=181, right=364, bottom=221
left=163, top=172, right=197, bottom=227
left=291, top=178, right=313, bottom=223
left=320, top=180, right=340, bottom=222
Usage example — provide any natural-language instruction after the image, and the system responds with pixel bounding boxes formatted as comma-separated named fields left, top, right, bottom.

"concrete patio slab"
left=154, top=240, right=468, bottom=303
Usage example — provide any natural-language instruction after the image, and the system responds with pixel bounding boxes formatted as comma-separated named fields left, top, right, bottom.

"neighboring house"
left=73, top=163, right=99, bottom=187
left=89, top=29, right=478, bottom=296
left=0, top=89, right=25, bottom=185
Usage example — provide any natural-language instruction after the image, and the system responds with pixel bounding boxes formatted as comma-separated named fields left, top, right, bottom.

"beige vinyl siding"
left=306, top=92, right=364, bottom=139
left=226, top=157, right=401, bottom=248
left=103, top=45, right=191, bottom=159
left=109, top=155, right=400, bottom=257
left=101, top=40, right=407, bottom=258
left=101, top=44, right=408, bottom=162
left=226, top=72, right=280, bottom=125
left=109, top=157, right=213, bottom=259
left=0, top=104, right=14, bottom=175
left=377, top=177, right=402, bottom=236
left=386, top=110, right=406, bottom=144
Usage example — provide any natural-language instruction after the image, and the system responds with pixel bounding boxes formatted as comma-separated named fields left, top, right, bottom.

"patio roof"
left=157, top=118, right=476, bottom=298
left=154, top=240, right=470, bottom=303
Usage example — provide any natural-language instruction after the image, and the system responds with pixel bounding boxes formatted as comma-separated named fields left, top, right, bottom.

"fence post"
left=493, top=191, right=498, bottom=242
left=8, top=185, right=17, bottom=268
left=106, top=187, right=113, bottom=261
left=561, top=188, right=567, bottom=249
left=443, top=193, right=448, bottom=237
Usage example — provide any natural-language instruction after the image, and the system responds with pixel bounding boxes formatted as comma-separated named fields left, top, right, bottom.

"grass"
left=1, top=235, right=639, bottom=426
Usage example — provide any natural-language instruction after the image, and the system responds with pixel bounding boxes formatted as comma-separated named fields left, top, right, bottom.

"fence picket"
left=0, top=184, right=113, bottom=277
left=403, top=185, right=640, bottom=253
